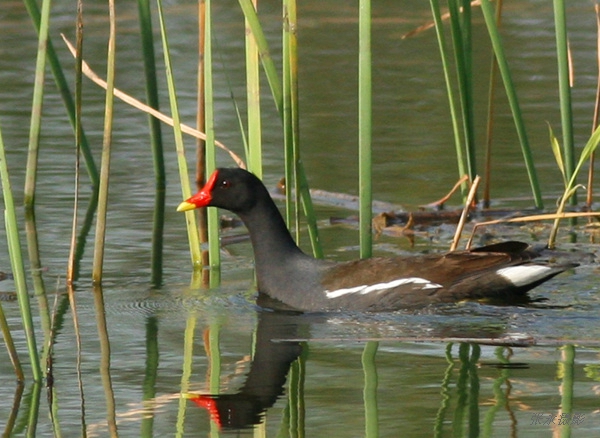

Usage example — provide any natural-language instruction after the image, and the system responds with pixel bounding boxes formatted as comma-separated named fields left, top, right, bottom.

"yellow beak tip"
left=177, top=201, right=196, bottom=212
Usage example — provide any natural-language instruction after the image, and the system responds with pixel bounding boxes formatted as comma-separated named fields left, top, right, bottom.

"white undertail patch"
left=495, top=265, right=553, bottom=287
left=325, top=277, right=442, bottom=299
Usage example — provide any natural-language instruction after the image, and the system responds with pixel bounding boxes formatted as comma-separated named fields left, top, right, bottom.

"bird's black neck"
left=237, top=192, right=314, bottom=297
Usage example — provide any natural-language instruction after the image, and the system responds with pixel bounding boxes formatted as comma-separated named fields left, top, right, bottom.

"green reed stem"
left=429, top=0, right=468, bottom=196
left=66, top=0, right=84, bottom=285
left=358, top=0, right=372, bottom=258
left=156, top=0, right=203, bottom=268
left=283, top=0, right=299, bottom=237
left=246, top=0, right=262, bottom=178
left=362, top=341, right=379, bottom=437
left=22, top=0, right=50, bottom=377
left=480, top=0, right=543, bottom=209
left=26, top=382, right=42, bottom=437
left=238, top=0, right=283, bottom=115
left=23, top=0, right=99, bottom=188
left=483, top=0, right=503, bottom=208
left=237, top=0, right=322, bottom=257
left=4, top=383, right=24, bottom=436
left=0, top=126, right=40, bottom=382
left=553, top=0, right=575, bottom=206
left=548, top=123, right=600, bottom=247
left=23, top=0, right=51, bottom=208
left=138, top=0, right=166, bottom=287
left=0, top=299, right=23, bottom=382
left=203, top=0, right=221, bottom=270
left=448, top=0, right=476, bottom=183
left=92, top=0, right=117, bottom=284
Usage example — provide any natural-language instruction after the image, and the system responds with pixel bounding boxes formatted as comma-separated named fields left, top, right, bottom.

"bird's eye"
left=220, top=180, right=231, bottom=189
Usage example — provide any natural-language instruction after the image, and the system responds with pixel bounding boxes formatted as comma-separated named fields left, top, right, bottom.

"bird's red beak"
left=177, top=170, right=219, bottom=212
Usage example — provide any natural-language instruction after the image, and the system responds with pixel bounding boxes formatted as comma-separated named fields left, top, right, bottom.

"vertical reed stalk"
left=156, top=0, right=203, bottom=267
left=358, top=0, right=372, bottom=258
left=553, top=0, right=575, bottom=206
left=239, top=1, right=321, bottom=257
left=0, top=128, right=40, bottom=381
left=24, top=0, right=51, bottom=208
left=138, top=0, right=166, bottom=287
left=588, top=4, right=600, bottom=210
left=362, top=341, right=379, bottom=437
left=283, top=0, right=299, bottom=237
left=196, top=0, right=210, bottom=282
left=4, top=383, right=24, bottom=436
left=27, top=382, right=42, bottom=436
left=429, top=0, right=468, bottom=196
left=67, top=0, right=85, bottom=284
left=203, top=0, right=221, bottom=270
left=238, top=0, right=283, bottom=114
left=246, top=0, right=262, bottom=177
left=23, top=0, right=52, bottom=360
left=483, top=0, right=503, bottom=208
left=480, top=0, right=543, bottom=209
left=23, top=0, right=99, bottom=188
left=448, top=0, right=476, bottom=182
left=0, top=298, right=23, bottom=381
left=92, top=0, right=117, bottom=283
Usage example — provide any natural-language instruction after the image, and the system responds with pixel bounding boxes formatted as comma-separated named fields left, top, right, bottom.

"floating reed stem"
left=92, top=0, right=117, bottom=284
left=358, top=0, right=372, bottom=259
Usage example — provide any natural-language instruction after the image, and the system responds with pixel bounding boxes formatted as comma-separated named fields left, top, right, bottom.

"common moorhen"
left=178, top=168, right=576, bottom=312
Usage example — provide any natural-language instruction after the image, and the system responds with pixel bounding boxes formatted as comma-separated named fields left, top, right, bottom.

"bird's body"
left=178, top=168, right=575, bottom=312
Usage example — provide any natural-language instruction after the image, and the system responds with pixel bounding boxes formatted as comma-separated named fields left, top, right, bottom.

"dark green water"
left=0, top=0, right=599, bottom=436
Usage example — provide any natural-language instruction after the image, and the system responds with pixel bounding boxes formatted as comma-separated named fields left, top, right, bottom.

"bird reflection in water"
left=186, top=309, right=307, bottom=430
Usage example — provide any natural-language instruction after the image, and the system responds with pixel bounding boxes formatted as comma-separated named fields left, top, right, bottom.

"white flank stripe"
left=325, top=277, right=442, bottom=299
left=496, top=265, right=553, bottom=287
